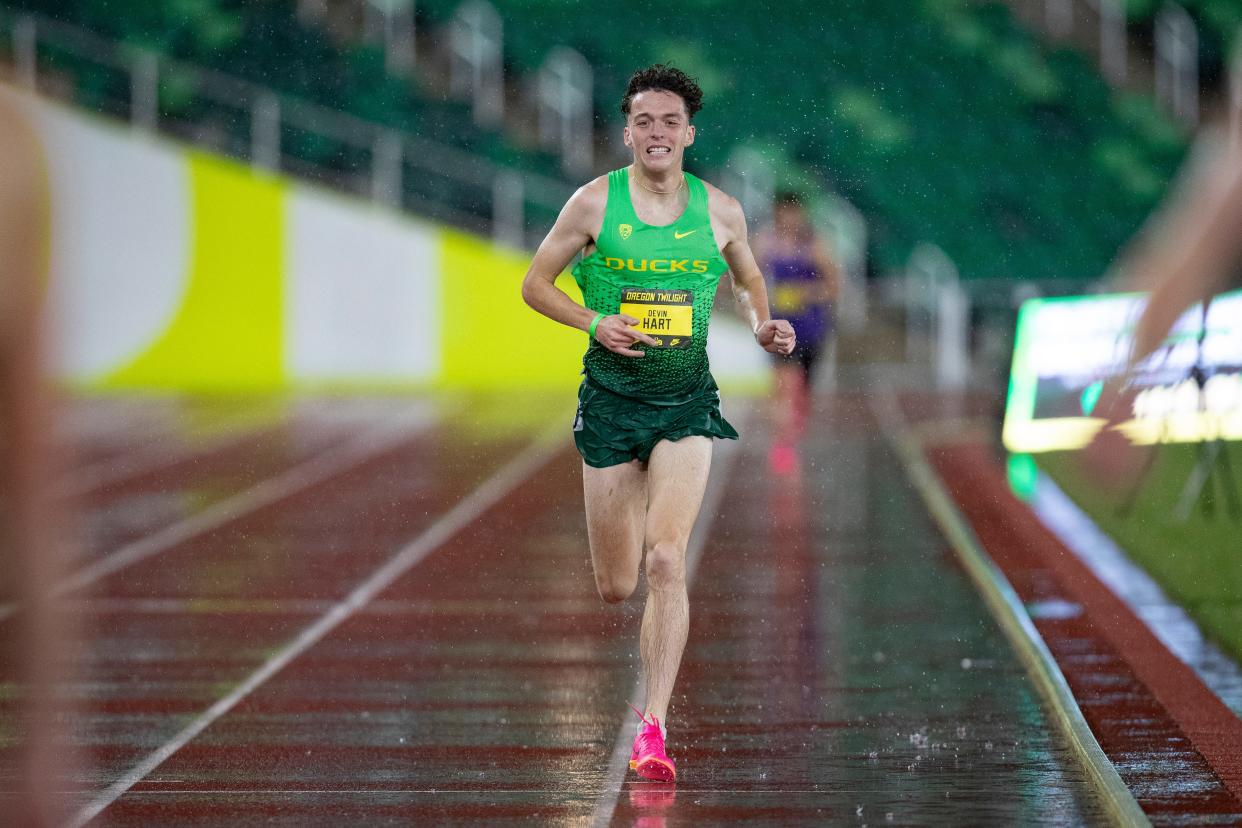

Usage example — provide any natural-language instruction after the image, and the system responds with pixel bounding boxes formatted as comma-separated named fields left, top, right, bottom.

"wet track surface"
left=2, top=394, right=1128, bottom=824
left=928, top=439, right=1242, bottom=823
left=612, top=398, right=1107, bottom=826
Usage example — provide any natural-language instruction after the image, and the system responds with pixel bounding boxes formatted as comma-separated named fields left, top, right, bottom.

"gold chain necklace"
left=633, top=172, right=686, bottom=196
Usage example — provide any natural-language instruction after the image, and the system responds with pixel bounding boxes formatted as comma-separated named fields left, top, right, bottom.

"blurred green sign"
left=1003, top=290, right=1242, bottom=453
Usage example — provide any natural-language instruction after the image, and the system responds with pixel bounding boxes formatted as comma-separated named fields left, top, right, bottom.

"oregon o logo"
left=619, top=224, right=633, bottom=240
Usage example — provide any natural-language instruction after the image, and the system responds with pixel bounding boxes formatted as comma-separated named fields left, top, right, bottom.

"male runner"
left=521, top=64, right=795, bottom=781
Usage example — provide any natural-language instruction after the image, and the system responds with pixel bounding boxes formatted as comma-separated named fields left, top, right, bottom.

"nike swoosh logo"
left=674, top=230, right=697, bottom=239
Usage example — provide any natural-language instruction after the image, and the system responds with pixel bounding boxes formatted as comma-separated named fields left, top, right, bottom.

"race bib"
left=772, top=283, right=808, bottom=314
left=619, top=287, right=693, bottom=349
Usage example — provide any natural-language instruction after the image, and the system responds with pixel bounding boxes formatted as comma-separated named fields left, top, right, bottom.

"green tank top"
left=572, top=167, right=729, bottom=403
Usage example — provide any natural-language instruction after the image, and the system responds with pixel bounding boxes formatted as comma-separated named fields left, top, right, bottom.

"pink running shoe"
left=769, top=441, right=798, bottom=475
left=628, top=705, right=676, bottom=782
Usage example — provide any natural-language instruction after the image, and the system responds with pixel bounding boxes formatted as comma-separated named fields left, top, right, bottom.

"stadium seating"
left=0, top=0, right=1189, bottom=285
left=416, top=0, right=1187, bottom=283
left=0, top=0, right=567, bottom=226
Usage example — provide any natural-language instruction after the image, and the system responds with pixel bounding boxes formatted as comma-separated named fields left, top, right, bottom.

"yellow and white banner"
left=25, top=91, right=767, bottom=392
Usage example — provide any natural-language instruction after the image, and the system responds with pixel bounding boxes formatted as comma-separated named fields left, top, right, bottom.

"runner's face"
left=624, top=90, right=695, bottom=175
left=775, top=203, right=805, bottom=236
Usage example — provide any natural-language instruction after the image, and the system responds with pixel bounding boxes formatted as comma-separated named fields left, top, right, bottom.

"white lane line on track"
left=57, top=399, right=421, bottom=496
left=71, top=597, right=603, bottom=615
left=0, top=410, right=440, bottom=625
left=67, top=428, right=564, bottom=828
left=59, top=788, right=894, bottom=795
left=57, top=427, right=268, bottom=500
left=55, top=402, right=197, bottom=486
left=58, top=401, right=167, bottom=451
left=590, top=411, right=750, bottom=828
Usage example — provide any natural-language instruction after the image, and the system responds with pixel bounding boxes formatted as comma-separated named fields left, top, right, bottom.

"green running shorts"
left=572, top=376, right=739, bottom=468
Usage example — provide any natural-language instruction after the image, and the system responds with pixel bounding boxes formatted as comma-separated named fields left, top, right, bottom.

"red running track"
left=1, top=394, right=1134, bottom=825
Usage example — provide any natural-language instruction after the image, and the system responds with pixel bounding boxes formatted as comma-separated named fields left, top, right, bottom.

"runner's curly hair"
left=620, top=64, right=704, bottom=120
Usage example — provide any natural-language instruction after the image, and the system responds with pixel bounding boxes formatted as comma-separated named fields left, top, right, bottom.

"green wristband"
left=588, top=313, right=604, bottom=339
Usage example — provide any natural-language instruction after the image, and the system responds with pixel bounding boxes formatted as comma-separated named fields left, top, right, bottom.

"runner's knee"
left=596, top=570, right=638, bottom=604
left=645, top=541, right=685, bottom=590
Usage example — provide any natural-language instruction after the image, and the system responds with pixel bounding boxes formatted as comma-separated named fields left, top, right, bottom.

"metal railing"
left=450, top=0, right=503, bottom=128
left=538, top=47, right=593, bottom=176
left=904, top=244, right=970, bottom=391
left=0, top=9, right=572, bottom=248
left=1040, top=0, right=1236, bottom=129
left=1155, top=4, right=1199, bottom=126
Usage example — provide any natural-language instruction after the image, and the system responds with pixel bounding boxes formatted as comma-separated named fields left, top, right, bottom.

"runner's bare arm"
left=1081, top=132, right=1242, bottom=487
left=813, top=237, right=842, bottom=304
left=1120, top=135, right=1242, bottom=368
left=0, top=99, right=52, bottom=562
left=0, top=91, right=71, bottom=825
left=711, top=190, right=795, bottom=356
left=520, top=179, right=657, bottom=358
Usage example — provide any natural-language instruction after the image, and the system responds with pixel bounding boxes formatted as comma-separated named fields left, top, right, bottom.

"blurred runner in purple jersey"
left=755, top=192, right=840, bottom=473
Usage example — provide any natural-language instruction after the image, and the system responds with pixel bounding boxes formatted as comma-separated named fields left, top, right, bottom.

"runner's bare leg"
left=640, top=436, right=712, bottom=723
left=583, top=459, right=647, bottom=603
